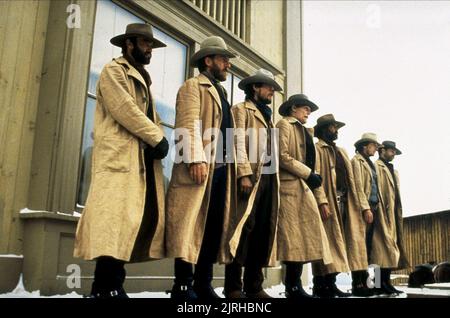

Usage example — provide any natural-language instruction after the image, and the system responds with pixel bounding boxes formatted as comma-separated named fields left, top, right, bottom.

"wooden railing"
left=187, top=0, right=250, bottom=42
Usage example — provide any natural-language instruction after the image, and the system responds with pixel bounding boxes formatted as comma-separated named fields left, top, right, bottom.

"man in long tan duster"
left=375, top=141, right=409, bottom=294
left=165, top=36, right=238, bottom=300
left=276, top=94, right=333, bottom=299
left=223, top=69, right=281, bottom=299
left=74, top=23, right=169, bottom=298
left=352, top=133, right=399, bottom=295
left=312, top=114, right=370, bottom=297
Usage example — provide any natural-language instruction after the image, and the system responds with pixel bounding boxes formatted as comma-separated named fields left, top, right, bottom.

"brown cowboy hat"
left=354, top=132, right=381, bottom=148
left=110, top=23, right=166, bottom=48
left=278, top=94, right=319, bottom=117
left=238, top=68, right=282, bottom=91
left=190, top=36, right=237, bottom=67
left=314, top=114, right=345, bottom=137
left=380, top=140, right=402, bottom=155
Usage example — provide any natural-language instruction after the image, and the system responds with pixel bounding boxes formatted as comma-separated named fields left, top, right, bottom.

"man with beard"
left=313, top=114, right=371, bottom=297
left=74, top=23, right=169, bottom=298
left=375, top=141, right=409, bottom=294
left=351, top=133, right=399, bottom=295
left=165, top=36, right=238, bottom=300
left=223, top=69, right=282, bottom=298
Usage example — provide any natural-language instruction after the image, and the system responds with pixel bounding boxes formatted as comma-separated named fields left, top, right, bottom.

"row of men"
left=73, top=23, right=409, bottom=299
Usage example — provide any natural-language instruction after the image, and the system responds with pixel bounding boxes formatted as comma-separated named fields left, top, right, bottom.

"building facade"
left=0, top=0, right=303, bottom=295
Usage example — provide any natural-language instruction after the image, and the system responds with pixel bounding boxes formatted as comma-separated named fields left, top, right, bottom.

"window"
left=77, top=0, right=187, bottom=206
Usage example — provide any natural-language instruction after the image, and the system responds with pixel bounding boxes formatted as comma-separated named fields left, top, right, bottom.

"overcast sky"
left=302, top=0, right=450, bottom=216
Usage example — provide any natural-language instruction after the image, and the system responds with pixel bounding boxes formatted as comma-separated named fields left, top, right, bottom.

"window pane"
left=78, top=97, right=96, bottom=206
left=151, top=28, right=187, bottom=126
left=232, top=75, right=245, bottom=105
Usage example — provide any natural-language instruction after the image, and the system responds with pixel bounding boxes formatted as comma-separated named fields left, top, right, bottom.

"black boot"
left=171, top=258, right=198, bottom=301
left=284, top=262, right=315, bottom=299
left=89, top=256, right=129, bottom=298
left=380, top=268, right=402, bottom=295
left=326, top=273, right=351, bottom=297
left=244, top=265, right=272, bottom=298
left=313, top=275, right=335, bottom=298
left=224, top=261, right=246, bottom=298
left=193, top=261, right=220, bottom=299
left=351, top=270, right=374, bottom=297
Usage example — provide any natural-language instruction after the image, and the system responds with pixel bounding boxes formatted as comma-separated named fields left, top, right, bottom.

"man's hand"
left=306, top=172, right=322, bottom=190
left=189, top=163, right=208, bottom=185
left=239, top=176, right=253, bottom=197
left=363, top=209, right=374, bottom=224
left=319, top=203, right=332, bottom=221
left=146, top=137, right=169, bottom=160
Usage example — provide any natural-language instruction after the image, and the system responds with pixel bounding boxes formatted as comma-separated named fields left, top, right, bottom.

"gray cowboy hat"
left=380, top=140, right=402, bottom=155
left=190, top=36, right=237, bottom=67
left=110, top=23, right=166, bottom=48
left=354, top=132, right=381, bottom=148
left=238, top=68, right=282, bottom=91
left=314, top=114, right=346, bottom=137
left=278, top=94, right=319, bottom=117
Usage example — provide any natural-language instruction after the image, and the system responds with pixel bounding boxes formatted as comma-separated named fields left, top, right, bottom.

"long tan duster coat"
left=165, top=74, right=238, bottom=264
left=313, top=139, right=367, bottom=275
left=229, top=100, right=279, bottom=267
left=375, top=159, right=409, bottom=269
left=351, top=153, right=400, bottom=268
left=74, top=57, right=166, bottom=262
left=276, top=117, right=332, bottom=264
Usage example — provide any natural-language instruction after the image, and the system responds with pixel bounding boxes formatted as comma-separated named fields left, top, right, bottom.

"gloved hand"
left=305, top=172, right=322, bottom=190
left=146, top=137, right=169, bottom=160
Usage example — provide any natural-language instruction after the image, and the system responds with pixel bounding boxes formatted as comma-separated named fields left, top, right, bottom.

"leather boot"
left=171, top=258, right=198, bottom=301
left=326, top=273, right=351, bottom=297
left=284, top=262, right=315, bottom=299
left=351, top=270, right=374, bottom=297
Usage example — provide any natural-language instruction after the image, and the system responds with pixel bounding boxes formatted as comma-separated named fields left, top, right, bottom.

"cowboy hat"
left=190, top=36, right=237, bottom=67
left=354, top=132, right=381, bottom=148
left=110, top=23, right=166, bottom=48
left=314, top=114, right=345, bottom=137
left=238, top=68, right=282, bottom=91
left=380, top=140, right=402, bottom=155
left=278, top=94, right=319, bottom=117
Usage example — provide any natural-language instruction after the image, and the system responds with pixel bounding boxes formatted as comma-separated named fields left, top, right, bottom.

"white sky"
left=302, top=0, right=450, bottom=216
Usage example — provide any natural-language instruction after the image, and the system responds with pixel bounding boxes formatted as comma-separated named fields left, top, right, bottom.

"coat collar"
left=244, top=100, right=269, bottom=128
left=355, top=152, right=373, bottom=176
left=285, top=116, right=314, bottom=135
left=198, top=73, right=222, bottom=110
left=317, top=139, right=332, bottom=148
left=376, top=159, right=395, bottom=187
left=114, top=56, right=148, bottom=91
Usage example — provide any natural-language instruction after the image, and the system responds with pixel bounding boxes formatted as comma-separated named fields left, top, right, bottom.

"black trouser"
left=225, top=260, right=265, bottom=294
left=225, top=173, right=273, bottom=293
left=366, top=203, right=378, bottom=259
left=174, top=166, right=227, bottom=287
left=92, top=256, right=126, bottom=294
left=284, top=261, right=304, bottom=288
left=130, top=155, right=158, bottom=261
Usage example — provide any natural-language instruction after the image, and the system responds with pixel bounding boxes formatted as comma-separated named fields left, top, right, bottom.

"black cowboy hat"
left=278, top=94, right=319, bottom=117
left=380, top=140, right=402, bottom=155
left=314, top=114, right=345, bottom=137
left=110, top=23, right=166, bottom=48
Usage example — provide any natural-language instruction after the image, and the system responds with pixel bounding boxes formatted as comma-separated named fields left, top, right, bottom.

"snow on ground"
left=4, top=273, right=447, bottom=298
